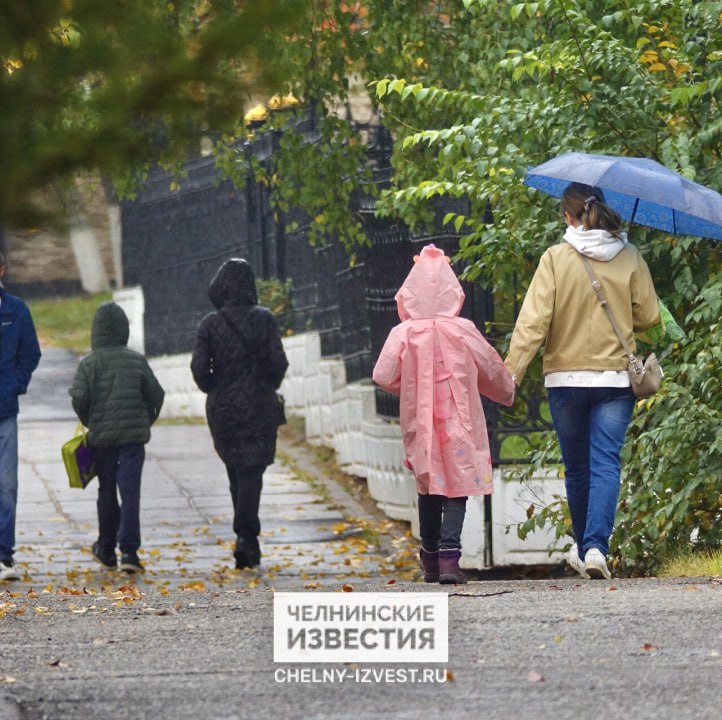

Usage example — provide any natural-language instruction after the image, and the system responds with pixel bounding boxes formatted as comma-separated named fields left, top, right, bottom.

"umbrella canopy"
left=524, top=152, right=722, bottom=241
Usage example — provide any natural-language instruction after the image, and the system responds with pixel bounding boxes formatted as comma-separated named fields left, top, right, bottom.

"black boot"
left=234, top=538, right=261, bottom=569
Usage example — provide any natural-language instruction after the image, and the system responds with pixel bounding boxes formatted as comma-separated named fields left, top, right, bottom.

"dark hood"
left=91, top=302, right=130, bottom=349
left=208, top=258, right=258, bottom=310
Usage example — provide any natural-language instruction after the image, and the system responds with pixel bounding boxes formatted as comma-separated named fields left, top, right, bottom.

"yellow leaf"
left=649, top=63, right=667, bottom=72
left=179, top=581, right=206, bottom=592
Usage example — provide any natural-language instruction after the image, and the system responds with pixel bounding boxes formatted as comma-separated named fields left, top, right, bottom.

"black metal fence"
left=121, top=123, right=551, bottom=462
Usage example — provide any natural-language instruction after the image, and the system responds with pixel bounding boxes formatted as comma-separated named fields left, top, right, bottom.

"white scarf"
left=563, top=225, right=628, bottom=261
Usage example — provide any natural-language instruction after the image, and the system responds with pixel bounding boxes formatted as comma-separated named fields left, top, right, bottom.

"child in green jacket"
left=70, top=302, right=164, bottom=573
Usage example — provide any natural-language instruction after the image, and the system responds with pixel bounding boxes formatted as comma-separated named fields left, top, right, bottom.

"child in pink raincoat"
left=373, top=244, right=515, bottom=583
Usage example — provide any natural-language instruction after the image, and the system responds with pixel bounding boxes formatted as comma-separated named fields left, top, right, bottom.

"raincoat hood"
left=208, top=258, right=258, bottom=310
left=563, top=225, right=628, bottom=261
left=395, top=244, right=465, bottom=320
left=91, top=302, right=129, bottom=349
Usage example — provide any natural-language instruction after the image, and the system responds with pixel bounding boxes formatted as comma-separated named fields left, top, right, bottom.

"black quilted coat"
left=70, top=302, right=165, bottom=447
left=190, top=259, right=289, bottom=467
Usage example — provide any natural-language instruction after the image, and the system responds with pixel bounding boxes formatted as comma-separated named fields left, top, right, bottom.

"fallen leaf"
left=528, top=671, right=546, bottom=683
left=641, top=643, right=658, bottom=652
left=341, top=584, right=354, bottom=592
left=179, top=582, right=206, bottom=592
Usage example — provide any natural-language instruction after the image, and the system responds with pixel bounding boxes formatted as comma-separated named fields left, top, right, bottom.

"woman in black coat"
left=191, top=259, right=289, bottom=569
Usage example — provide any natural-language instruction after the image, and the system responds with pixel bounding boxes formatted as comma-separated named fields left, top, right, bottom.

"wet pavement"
left=13, top=348, right=417, bottom=592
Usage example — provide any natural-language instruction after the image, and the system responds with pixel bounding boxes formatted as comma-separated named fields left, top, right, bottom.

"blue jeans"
left=0, top=416, right=19, bottom=561
left=94, top=444, right=145, bottom=554
left=548, top=387, right=635, bottom=558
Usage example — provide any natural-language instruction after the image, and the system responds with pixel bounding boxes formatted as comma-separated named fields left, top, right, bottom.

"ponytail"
left=561, top=182, right=623, bottom=237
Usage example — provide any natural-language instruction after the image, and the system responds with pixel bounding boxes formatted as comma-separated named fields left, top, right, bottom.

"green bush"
left=614, top=278, right=722, bottom=576
left=256, top=277, right=293, bottom=336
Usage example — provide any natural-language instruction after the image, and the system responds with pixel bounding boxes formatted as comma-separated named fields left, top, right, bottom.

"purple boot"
left=439, top=549, right=467, bottom=584
left=419, top=547, right=440, bottom=583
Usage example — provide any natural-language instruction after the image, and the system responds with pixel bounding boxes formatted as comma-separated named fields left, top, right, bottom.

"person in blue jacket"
left=0, top=251, right=41, bottom=581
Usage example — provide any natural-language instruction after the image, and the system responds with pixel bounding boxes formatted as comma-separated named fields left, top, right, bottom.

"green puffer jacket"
left=70, top=302, right=165, bottom=447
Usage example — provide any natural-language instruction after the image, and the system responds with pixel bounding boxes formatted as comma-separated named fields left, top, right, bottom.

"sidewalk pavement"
left=12, top=348, right=417, bottom=590
left=1, top=349, right=721, bottom=720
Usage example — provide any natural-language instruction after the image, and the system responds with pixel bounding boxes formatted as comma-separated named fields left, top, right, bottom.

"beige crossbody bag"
left=578, top=254, right=662, bottom=398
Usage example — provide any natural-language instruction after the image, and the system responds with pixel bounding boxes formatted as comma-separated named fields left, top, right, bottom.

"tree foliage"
left=0, top=0, right=305, bottom=226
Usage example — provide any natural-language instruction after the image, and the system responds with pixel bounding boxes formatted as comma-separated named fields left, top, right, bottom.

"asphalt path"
left=1, top=349, right=720, bottom=719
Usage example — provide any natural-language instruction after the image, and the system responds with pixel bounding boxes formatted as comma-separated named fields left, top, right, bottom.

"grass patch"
left=27, top=292, right=112, bottom=355
left=658, top=549, right=722, bottom=578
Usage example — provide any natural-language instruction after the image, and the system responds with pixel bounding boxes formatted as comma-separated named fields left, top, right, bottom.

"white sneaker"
left=567, top=543, right=589, bottom=579
left=0, top=560, right=21, bottom=581
left=584, top=548, right=611, bottom=579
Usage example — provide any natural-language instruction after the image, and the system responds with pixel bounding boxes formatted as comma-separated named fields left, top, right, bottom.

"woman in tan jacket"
left=505, top=182, right=659, bottom=579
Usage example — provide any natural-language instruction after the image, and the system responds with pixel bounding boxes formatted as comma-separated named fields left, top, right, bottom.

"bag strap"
left=219, top=309, right=252, bottom=354
left=220, top=310, right=279, bottom=394
left=577, top=254, right=641, bottom=368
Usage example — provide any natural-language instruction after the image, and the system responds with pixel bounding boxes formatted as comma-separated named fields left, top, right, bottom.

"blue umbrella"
left=524, top=151, right=722, bottom=241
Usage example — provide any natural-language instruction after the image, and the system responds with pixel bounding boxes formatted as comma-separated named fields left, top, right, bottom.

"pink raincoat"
left=372, top=245, right=515, bottom=497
